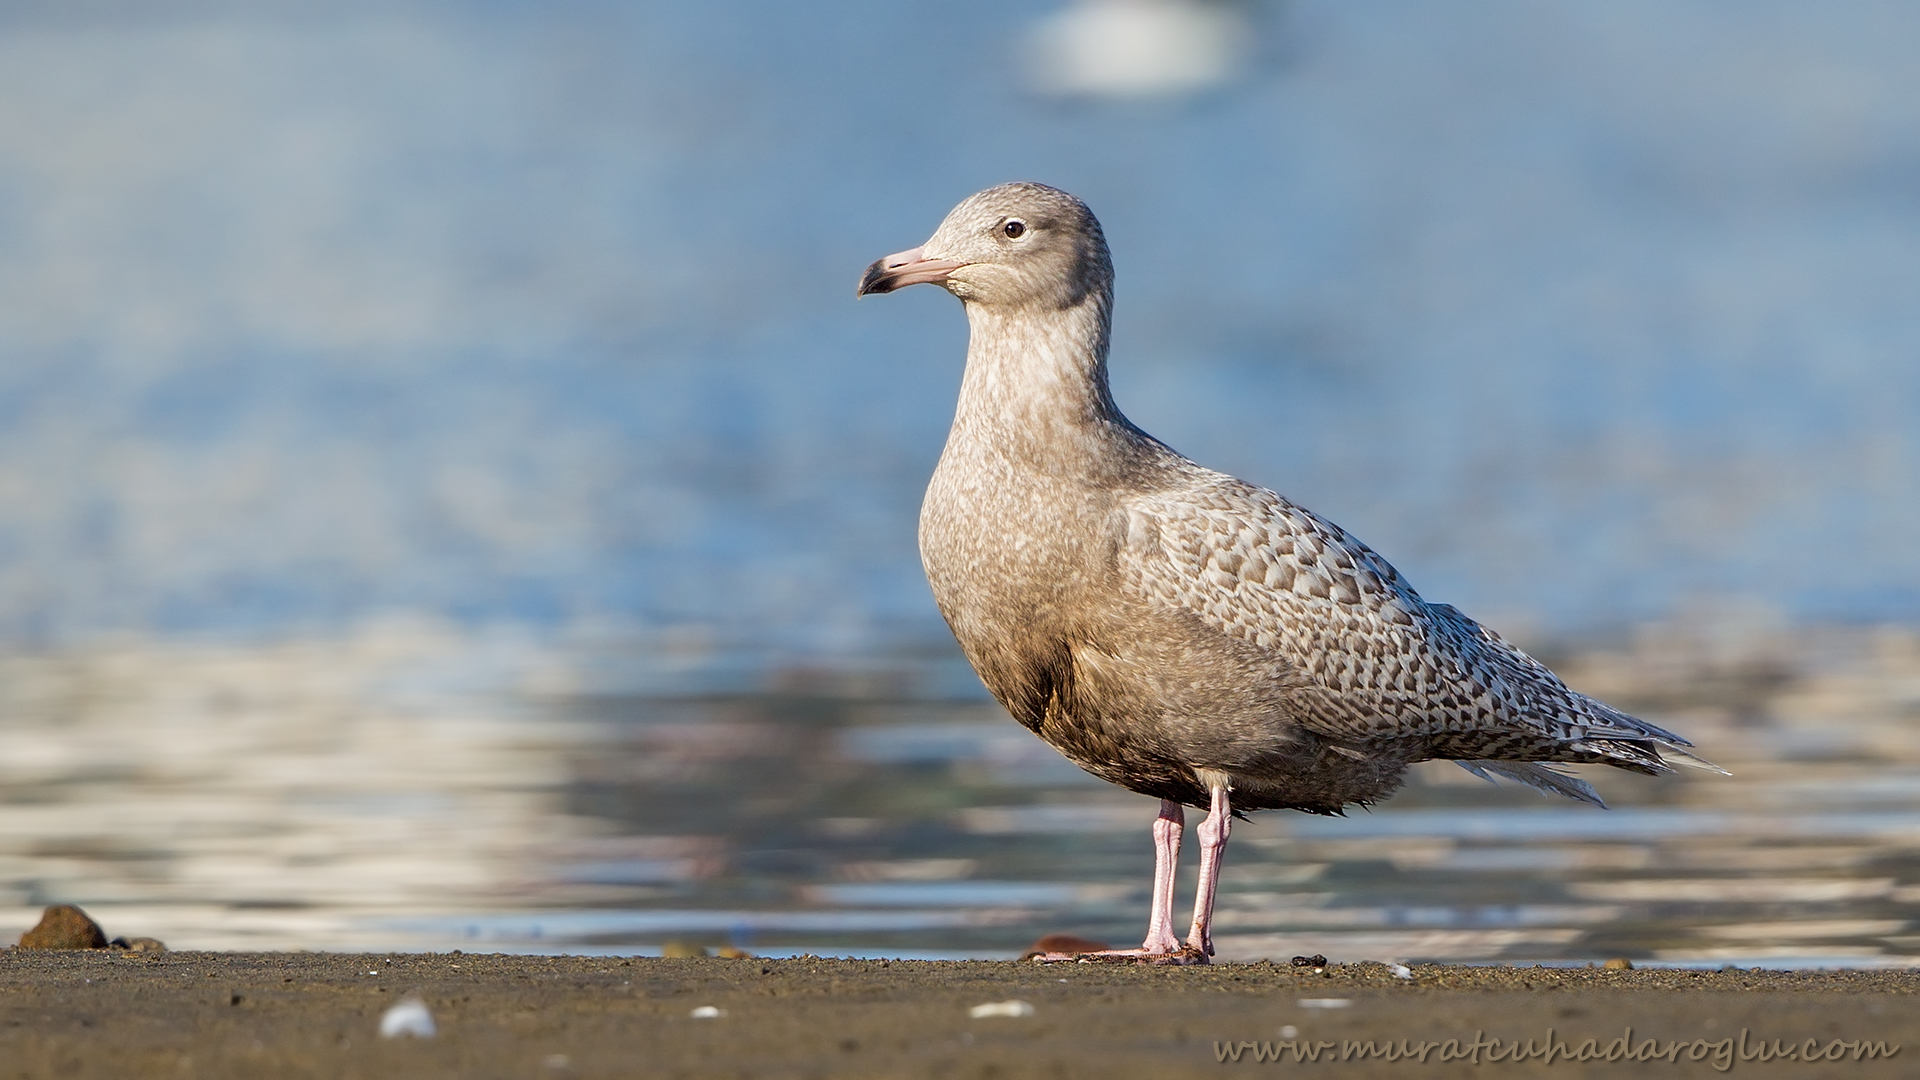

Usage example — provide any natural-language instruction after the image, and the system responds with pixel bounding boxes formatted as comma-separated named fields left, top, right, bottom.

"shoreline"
left=3, top=952, right=1914, bottom=1077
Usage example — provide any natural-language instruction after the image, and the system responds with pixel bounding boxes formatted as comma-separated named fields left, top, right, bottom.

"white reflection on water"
left=1, top=619, right=1918, bottom=967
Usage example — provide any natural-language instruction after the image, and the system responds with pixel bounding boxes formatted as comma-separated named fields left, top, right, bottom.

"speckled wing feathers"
left=1119, top=474, right=1699, bottom=773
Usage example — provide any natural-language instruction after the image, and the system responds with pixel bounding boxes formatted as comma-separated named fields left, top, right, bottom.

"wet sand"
left=1, top=952, right=1913, bottom=1078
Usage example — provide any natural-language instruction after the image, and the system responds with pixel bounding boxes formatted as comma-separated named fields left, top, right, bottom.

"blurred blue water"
left=0, top=0, right=1916, bottom=651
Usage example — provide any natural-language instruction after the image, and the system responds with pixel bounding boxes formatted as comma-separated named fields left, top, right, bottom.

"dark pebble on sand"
left=17, top=905, right=108, bottom=949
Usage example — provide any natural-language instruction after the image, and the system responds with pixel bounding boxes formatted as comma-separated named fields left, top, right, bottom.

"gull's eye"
left=1002, top=219, right=1027, bottom=239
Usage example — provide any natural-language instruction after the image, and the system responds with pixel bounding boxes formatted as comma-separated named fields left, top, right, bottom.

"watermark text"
left=1213, top=1028, right=1898, bottom=1071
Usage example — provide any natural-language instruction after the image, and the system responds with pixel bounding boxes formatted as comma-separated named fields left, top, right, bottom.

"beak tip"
left=857, top=258, right=896, bottom=297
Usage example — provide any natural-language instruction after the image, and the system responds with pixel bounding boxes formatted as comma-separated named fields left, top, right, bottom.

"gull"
left=859, top=182, right=1719, bottom=964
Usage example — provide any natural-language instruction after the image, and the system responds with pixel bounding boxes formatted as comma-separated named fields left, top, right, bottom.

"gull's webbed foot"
left=1027, top=944, right=1209, bottom=966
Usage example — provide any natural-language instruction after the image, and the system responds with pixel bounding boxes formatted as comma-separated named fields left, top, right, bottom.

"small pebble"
left=378, top=997, right=437, bottom=1038
left=969, top=1000, right=1036, bottom=1019
left=1386, top=963, right=1412, bottom=979
left=1297, top=998, right=1352, bottom=1009
left=1278, top=1025, right=1299, bottom=1039
left=1603, top=957, right=1634, bottom=970
left=1289, top=954, right=1328, bottom=968
left=689, top=1005, right=725, bottom=1019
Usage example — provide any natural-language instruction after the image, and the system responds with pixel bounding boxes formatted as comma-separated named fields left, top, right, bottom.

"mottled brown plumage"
left=860, top=182, right=1717, bottom=962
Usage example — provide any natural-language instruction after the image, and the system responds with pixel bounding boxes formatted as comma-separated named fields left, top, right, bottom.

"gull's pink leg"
left=1027, top=798, right=1204, bottom=965
left=1140, top=799, right=1184, bottom=954
left=1185, top=781, right=1232, bottom=957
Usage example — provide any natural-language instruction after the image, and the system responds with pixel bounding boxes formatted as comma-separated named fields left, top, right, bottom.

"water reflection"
left=1, top=620, right=1918, bottom=967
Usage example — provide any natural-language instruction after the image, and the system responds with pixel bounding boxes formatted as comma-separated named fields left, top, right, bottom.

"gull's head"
left=858, top=182, right=1112, bottom=311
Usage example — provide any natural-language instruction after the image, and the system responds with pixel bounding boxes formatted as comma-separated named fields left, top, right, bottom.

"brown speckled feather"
left=1120, top=475, right=1692, bottom=772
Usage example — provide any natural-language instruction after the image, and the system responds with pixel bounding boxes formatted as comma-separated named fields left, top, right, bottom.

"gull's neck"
left=949, top=294, right=1140, bottom=467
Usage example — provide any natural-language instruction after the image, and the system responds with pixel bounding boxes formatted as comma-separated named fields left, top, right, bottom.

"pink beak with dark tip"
left=857, top=246, right=968, bottom=296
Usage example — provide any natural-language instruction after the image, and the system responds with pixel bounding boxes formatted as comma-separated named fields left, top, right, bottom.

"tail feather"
left=1457, top=760, right=1607, bottom=807
left=1658, top=744, right=1732, bottom=775
left=1574, top=694, right=1726, bottom=775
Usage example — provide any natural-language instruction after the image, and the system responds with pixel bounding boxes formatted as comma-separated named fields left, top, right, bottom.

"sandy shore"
left=1, top=952, right=1913, bottom=1078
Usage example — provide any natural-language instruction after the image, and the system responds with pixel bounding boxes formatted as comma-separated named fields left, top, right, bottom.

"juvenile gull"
left=859, top=182, right=1720, bottom=964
